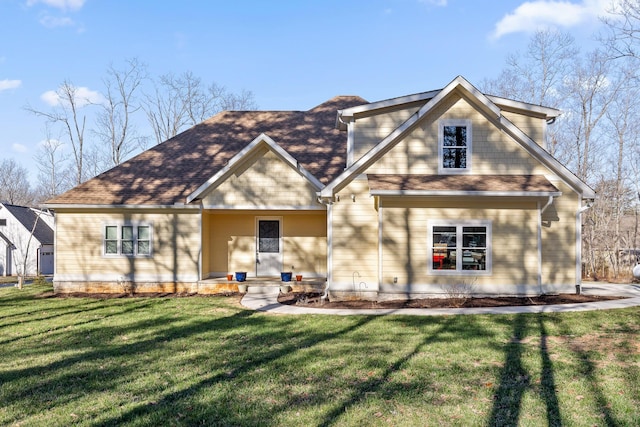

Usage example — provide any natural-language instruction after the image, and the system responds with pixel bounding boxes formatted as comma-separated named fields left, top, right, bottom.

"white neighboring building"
left=0, top=203, right=54, bottom=276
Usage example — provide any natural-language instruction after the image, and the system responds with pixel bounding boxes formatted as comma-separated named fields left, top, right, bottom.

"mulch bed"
left=277, top=292, right=626, bottom=309
left=35, top=290, right=626, bottom=309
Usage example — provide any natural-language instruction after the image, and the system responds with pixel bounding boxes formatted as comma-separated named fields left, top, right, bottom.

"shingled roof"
left=46, top=95, right=368, bottom=206
left=367, top=174, right=560, bottom=195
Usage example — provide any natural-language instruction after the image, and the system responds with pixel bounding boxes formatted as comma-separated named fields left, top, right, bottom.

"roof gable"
left=187, top=133, right=324, bottom=204
left=321, top=76, right=594, bottom=199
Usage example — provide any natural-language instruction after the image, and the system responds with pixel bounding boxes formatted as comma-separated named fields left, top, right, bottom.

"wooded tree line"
left=0, top=59, right=256, bottom=205
left=481, top=0, right=640, bottom=279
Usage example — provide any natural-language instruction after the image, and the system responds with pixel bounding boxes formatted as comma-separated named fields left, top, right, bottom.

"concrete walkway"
left=240, top=283, right=640, bottom=316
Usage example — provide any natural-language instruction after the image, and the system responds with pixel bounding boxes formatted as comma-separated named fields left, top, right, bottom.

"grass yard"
left=1, top=284, right=638, bottom=426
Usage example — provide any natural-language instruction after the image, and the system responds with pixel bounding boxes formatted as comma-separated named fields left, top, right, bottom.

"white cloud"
left=0, top=79, right=22, bottom=91
left=39, top=15, right=75, bottom=28
left=41, top=85, right=104, bottom=107
left=12, top=143, right=28, bottom=153
left=26, top=0, right=86, bottom=12
left=491, top=0, right=615, bottom=39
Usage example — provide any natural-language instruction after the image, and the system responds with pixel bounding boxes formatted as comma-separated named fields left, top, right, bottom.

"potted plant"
left=295, top=274, right=302, bottom=282
left=226, top=274, right=233, bottom=281
left=280, top=271, right=292, bottom=282
left=235, top=272, right=247, bottom=282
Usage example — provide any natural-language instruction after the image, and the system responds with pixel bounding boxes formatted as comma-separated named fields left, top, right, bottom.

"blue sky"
left=0, top=0, right=613, bottom=184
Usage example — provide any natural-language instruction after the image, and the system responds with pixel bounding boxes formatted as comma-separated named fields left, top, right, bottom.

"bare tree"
left=26, top=81, right=95, bottom=185
left=0, top=159, right=34, bottom=205
left=34, top=126, right=71, bottom=201
left=558, top=50, right=622, bottom=181
left=601, top=0, right=640, bottom=60
left=95, top=58, right=149, bottom=166
left=483, top=29, right=577, bottom=106
left=479, top=29, right=577, bottom=158
left=144, top=71, right=258, bottom=145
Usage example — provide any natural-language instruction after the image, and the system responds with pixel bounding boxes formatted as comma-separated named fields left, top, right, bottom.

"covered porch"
left=201, top=209, right=328, bottom=284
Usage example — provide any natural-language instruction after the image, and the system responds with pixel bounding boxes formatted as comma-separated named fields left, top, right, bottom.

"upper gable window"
left=438, top=119, right=472, bottom=174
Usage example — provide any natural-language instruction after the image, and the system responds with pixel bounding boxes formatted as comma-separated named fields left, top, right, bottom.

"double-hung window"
left=104, top=224, right=152, bottom=256
left=429, top=220, right=491, bottom=274
left=439, top=119, right=471, bottom=173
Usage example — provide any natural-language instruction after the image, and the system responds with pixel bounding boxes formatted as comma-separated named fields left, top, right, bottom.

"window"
left=439, top=119, right=471, bottom=173
left=104, top=224, right=152, bottom=256
left=429, top=221, right=491, bottom=274
left=0, top=219, right=6, bottom=226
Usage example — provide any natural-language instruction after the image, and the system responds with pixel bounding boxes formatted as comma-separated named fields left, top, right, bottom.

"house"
left=44, top=76, right=595, bottom=299
left=0, top=203, right=54, bottom=277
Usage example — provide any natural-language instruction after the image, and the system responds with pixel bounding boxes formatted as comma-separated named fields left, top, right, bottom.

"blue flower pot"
left=235, top=272, right=247, bottom=282
left=280, top=272, right=292, bottom=282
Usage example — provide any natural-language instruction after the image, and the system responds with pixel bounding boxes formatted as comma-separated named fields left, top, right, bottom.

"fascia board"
left=498, top=116, right=596, bottom=199
left=338, top=89, right=441, bottom=119
left=322, top=76, right=500, bottom=198
left=370, top=190, right=562, bottom=197
left=453, top=76, right=502, bottom=119
left=487, top=95, right=561, bottom=118
left=186, top=133, right=324, bottom=204
left=337, top=80, right=560, bottom=122
left=42, top=204, right=201, bottom=210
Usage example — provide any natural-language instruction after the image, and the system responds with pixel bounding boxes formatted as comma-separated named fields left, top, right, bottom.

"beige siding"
left=331, top=178, right=379, bottom=292
left=204, top=211, right=326, bottom=277
left=357, top=94, right=549, bottom=175
left=380, top=197, right=539, bottom=293
left=353, top=105, right=421, bottom=163
left=54, top=209, right=201, bottom=291
left=541, top=180, right=578, bottom=285
left=502, top=110, right=546, bottom=147
left=203, top=149, right=321, bottom=208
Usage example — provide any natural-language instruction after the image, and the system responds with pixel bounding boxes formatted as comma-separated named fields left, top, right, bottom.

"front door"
left=256, top=217, right=282, bottom=276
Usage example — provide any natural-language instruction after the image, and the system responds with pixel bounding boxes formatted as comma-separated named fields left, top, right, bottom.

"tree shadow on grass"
left=94, top=314, right=379, bottom=426
left=0, top=298, right=157, bottom=346
left=489, top=314, right=564, bottom=427
left=487, top=314, right=535, bottom=426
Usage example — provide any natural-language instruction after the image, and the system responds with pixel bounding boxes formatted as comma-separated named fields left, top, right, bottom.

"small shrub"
left=440, top=278, right=477, bottom=306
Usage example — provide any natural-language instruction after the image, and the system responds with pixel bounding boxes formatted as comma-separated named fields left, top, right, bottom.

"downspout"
left=322, top=199, right=333, bottom=302
left=538, top=196, right=554, bottom=294
left=576, top=200, right=594, bottom=294
left=378, top=198, right=383, bottom=295
left=198, top=201, right=203, bottom=284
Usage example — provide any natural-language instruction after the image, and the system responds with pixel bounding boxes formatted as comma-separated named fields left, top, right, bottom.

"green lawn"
left=1, top=284, right=638, bottom=426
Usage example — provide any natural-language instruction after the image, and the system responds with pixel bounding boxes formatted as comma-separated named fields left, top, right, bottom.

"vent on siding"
left=0, top=219, right=6, bottom=226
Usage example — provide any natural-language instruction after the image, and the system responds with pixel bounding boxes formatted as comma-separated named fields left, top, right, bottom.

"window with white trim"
left=429, top=220, right=491, bottom=273
left=104, top=224, right=152, bottom=256
left=439, top=119, right=471, bottom=173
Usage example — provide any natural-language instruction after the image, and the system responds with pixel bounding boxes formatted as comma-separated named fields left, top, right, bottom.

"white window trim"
left=102, top=222, right=153, bottom=258
left=427, top=219, right=492, bottom=275
left=438, top=119, right=472, bottom=174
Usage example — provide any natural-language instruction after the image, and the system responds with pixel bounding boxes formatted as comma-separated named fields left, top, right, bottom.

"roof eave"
left=42, top=203, right=200, bottom=210
left=370, top=190, right=563, bottom=197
